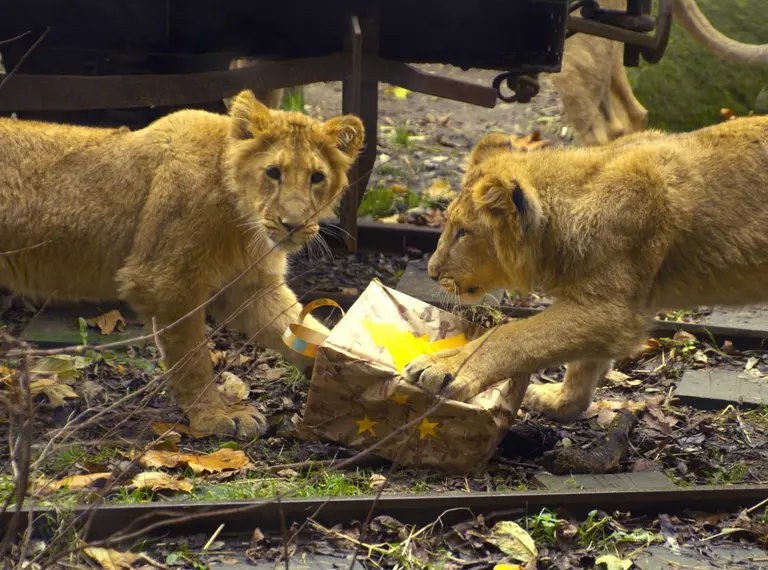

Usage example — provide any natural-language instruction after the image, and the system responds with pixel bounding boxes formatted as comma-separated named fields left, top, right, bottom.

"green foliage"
left=358, top=185, right=420, bottom=219
left=280, top=88, right=307, bottom=114
left=628, top=0, right=768, bottom=131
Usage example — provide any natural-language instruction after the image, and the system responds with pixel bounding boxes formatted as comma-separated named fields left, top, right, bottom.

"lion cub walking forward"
left=404, top=117, right=768, bottom=421
left=0, top=90, right=363, bottom=438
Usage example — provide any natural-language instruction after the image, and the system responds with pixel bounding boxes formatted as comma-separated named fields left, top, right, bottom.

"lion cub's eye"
left=455, top=228, right=467, bottom=240
left=266, top=166, right=281, bottom=181
left=310, top=171, right=325, bottom=184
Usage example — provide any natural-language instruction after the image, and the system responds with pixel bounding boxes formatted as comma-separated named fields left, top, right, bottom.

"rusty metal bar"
left=5, top=485, right=768, bottom=541
left=0, top=54, right=496, bottom=112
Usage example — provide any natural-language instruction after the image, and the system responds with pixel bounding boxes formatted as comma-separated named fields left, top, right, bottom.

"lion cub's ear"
left=229, top=90, right=271, bottom=140
left=468, top=133, right=513, bottom=167
left=323, top=115, right=365, bottom=159
left=473, top=177, right=542, bottom=234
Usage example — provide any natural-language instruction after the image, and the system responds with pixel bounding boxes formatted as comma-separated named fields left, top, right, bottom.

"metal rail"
left=6, top=485, right=768, bottom=540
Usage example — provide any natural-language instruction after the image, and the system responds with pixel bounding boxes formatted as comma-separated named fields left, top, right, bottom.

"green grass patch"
left=628, top=0, right=768, bottom=132
left=280, top=88, right=307, bottom=114
left=358, top=185, right=421, bottom=219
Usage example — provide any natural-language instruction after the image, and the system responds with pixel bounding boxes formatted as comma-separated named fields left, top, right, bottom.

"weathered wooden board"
left=535, top=471, right=676, bottom=492
left=676, top=368, right=768, bottom=409
left=704, top=305, right=768, bottom=337
left=18, top=301, right=147, bottom=349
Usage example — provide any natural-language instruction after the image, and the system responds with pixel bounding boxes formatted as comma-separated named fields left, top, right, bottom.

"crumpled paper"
left=298, top=279, right=528, bottom=474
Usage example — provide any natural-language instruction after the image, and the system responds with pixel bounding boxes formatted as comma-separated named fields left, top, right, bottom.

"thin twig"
left=0, top=353, right=33, bottom=561
left=0, top=31, right=31, bottom=47
left=0, top=27, right=50, bottom=96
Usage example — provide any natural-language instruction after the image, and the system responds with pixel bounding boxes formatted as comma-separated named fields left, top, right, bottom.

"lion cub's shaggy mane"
left=405, top=117, right=768, bottom=421
left=0, top=90, right=363, bottom=438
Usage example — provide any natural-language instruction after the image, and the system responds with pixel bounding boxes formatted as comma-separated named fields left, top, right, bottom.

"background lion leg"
left=609, top=50, right=648, bottom=135
left=523, top=358, right=613, bottom=421
left=223, top=58, right=284, bottom=111
left=210, top=280, right=329, bottom=374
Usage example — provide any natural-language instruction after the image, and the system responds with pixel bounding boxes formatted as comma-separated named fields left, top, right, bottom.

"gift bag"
left=285, top=279, right=528, bottom=474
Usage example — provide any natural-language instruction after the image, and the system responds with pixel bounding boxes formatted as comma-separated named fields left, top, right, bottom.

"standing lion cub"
left=404, top=117, right=768, bottom=421
left=0, top=90, right=363, bottom=439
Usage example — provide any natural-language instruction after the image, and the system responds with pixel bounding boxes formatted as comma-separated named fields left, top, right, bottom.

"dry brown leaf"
left=218, top=372, right=250, bottom=404
left=719, top=108, right=736, bottom=121
left=34, top=472, right=112, bottom=496
left=84, top=547, right=140, bottom=570
left=0, top=365, right=15, bottom=384
left=150, top=421, right=207, bottom=439
left=210, top=350, right=227, bottom=366
left=30, top=378, right=79, bottom=407
left=584, top=399, right=647, bottom=428
left=510, top=130, right=550, bottom=152
left=86, top=310, right=126, bottom=336
left=139, top=448, right=253, bottom=475
left=131, top=471, right=193, bottom=493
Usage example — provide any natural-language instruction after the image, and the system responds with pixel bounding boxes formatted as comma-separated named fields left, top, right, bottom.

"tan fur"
left=553, top=0, right=768, bottom=146
left=404, top=118, right=768, bottom=420
left=0, top=90, right=363, bottom=438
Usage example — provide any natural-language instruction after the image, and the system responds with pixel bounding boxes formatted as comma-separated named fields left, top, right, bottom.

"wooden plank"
left=535, top=472, right=676, bottom=492
left=19, top=302, right=148, bottom=349
left=676, top=368, right=768, bottom=409
left=704, top=305, right=768, bottom=335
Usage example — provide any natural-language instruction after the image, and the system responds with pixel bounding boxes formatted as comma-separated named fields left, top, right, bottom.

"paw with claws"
left=187, top=404, right=267, bottom=439
left=403, top=347, right=489, bottom=402
left=522, top=382, right=589, bottom=422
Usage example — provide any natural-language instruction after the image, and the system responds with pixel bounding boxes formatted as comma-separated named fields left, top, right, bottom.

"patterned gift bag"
left=285, top=279, right=529, bottom=474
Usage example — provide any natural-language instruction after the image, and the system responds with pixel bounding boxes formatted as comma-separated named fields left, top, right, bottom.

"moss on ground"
left=628, top=0, right=768, bottom=132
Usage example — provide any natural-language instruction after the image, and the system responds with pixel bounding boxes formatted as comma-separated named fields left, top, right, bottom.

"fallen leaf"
left=391, top=183, right=408, bottom=195
left=0, top=365, right=15, bottom=384
left=86, top=310, right=126, bottom=336
left=33, top=472, right=112, bottom=496
left=389, top=86, right=411, bottom=100
left=139, top=448, right=253, bottom=475
left=595, top=554, right=632, bottom=570
left=493, top=565, right=523, bottom=570
left=486, top=521, right=537, bottom=563
left=218, top=372, right=250, bottom=404
left=510, top=130, right=550, bottom=152
left=30, top=378, right=79, bottom=407
left=150, top=421, right=207, bottom=439
left=84, top=547, right=139, bottom=570
left=131, top=471, right=193, bottom=493
left=30, top=354, right=90, bottom=382
left=210, top=350, right=227, bottom=366
left=370, top=473, right=388, bottom=492
left=719, top=108, right=736, bottom=121
left=584, top=399, right=647, bottom=427
left=604, top=370, right=631, bottom=385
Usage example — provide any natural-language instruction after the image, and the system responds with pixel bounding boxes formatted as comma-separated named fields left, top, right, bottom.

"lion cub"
left=0, top=90, right=363, bottom=438
left=404, top=117, right=768, bottom=421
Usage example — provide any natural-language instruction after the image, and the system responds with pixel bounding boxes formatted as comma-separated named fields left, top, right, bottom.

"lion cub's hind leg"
left=522, top=358, right=612, bottom=421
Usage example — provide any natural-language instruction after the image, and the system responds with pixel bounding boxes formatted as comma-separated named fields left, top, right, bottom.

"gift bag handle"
left=282, top=298, right=344, bottom=358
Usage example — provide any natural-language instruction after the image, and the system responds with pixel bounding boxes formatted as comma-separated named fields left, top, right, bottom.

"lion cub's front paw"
left=522, top=383, right=589, bottom=422
left=403, top=349, right=484, bottom=402
left=188, top=404, right=267, bottom=440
